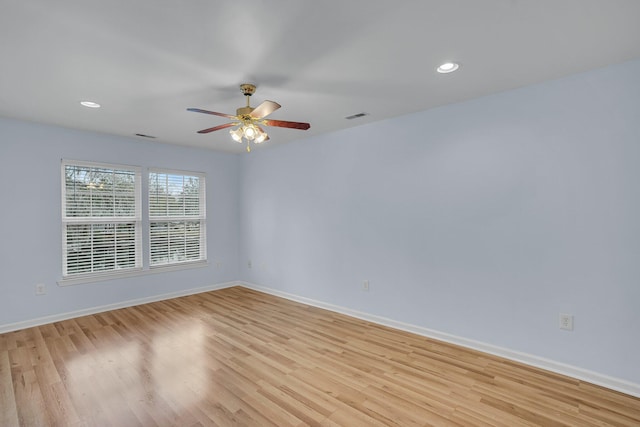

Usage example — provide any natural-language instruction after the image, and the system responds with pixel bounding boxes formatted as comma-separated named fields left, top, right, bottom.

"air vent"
left=135, top=133, right=156, bottom=139
left=345, top=112, right=368, bottom=120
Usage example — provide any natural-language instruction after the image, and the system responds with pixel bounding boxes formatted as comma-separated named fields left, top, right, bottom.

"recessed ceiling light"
left=436, top=62, right=460, bottom=74
left=80, top=101, right=101, bottom=108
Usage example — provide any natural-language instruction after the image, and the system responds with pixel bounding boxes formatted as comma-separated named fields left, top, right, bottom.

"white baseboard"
left=238, top=281, right=640, bottom=398
left=0, top=281, right=237, bottom=334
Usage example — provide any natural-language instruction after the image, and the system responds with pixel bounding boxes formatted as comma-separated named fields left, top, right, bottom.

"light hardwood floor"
left=1, top=286, right=639, bottom=426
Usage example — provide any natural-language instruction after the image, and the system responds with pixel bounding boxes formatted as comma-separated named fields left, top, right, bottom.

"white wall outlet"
left=247, top=260, right=252, bottom=269
left=362, top=280, right=370, bottom=291
left=36, top=283, right=47, bottom=295
left=559, top=313, right=574, bottom=331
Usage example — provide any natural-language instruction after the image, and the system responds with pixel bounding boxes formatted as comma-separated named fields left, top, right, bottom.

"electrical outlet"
left=362, top=280, right=370, bottom=291
left=36, top=283, right=47, bottom=295
left=559, top=313, right=573, bottom=331
left=247, top=260, right=252, bottom=269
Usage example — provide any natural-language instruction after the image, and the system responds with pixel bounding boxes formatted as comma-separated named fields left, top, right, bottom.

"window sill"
left=57, top=260, right=209, bottom=286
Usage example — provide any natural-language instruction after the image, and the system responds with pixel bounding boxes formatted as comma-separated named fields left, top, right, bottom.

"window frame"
left=59, top=161, right=208, bottom=286
left=60, top=159, right=143, bottom=283
left=148, top=168, right=207, bottom=269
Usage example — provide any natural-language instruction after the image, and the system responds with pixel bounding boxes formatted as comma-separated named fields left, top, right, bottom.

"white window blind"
left=149, top=170, right=206, bottom=267
left=62, top=161, right=142, bottom=278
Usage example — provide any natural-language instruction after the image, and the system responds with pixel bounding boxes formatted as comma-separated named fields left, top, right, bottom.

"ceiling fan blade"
left=197, top=122, right=236, bottom=134
left=263, top=119, right=310, bottom=130
left=187, top=108, right=236, bottom=119
left=250, top=100, right=281, bottom=119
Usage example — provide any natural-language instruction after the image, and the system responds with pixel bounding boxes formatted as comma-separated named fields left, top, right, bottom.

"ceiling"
left=2, top=0, right=640, bottom=154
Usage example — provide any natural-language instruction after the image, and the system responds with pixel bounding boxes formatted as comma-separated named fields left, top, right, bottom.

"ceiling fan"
left=188, top=83, right=310, bottom=152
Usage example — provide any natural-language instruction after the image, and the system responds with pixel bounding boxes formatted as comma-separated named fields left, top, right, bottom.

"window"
left=149, top=170, right=206, bottom=267
left=62, top=160, right=142, bottom=279
left=61, top=161, right=206, bottom=284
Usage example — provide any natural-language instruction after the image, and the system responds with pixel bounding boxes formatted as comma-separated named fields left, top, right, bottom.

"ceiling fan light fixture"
left=437, top=62, right=459, bottom=73
left=230, top=127, right=243, bottom=142
left=230, top=124, right=268, bottom=144
left=254, top=130, right=268, bottom=144
left=243, top=125, right=257, bottom=140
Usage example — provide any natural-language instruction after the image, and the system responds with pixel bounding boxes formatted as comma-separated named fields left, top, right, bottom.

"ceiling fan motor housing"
left=236, top=106, right=254, bottom=117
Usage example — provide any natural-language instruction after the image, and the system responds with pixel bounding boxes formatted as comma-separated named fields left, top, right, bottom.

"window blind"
left=62, top=161, right=142, bottom=277
left=148, top=170, right=206, bottom=267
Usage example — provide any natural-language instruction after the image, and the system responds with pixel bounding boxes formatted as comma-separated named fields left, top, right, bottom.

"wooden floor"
left=1, top=287, right=639, bottom=426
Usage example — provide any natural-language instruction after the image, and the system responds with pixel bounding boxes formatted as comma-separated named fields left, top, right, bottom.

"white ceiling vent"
left=345, top=112, right=368, bottom=120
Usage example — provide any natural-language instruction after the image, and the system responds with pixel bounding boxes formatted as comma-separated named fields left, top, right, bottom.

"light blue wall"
left=239, top=59, right=640, bottom=384
left=0, top=118, right=241, bottom=325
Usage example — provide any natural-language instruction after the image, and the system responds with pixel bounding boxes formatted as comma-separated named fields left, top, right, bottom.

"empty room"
left=1, top=1, right=639, bottom=425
